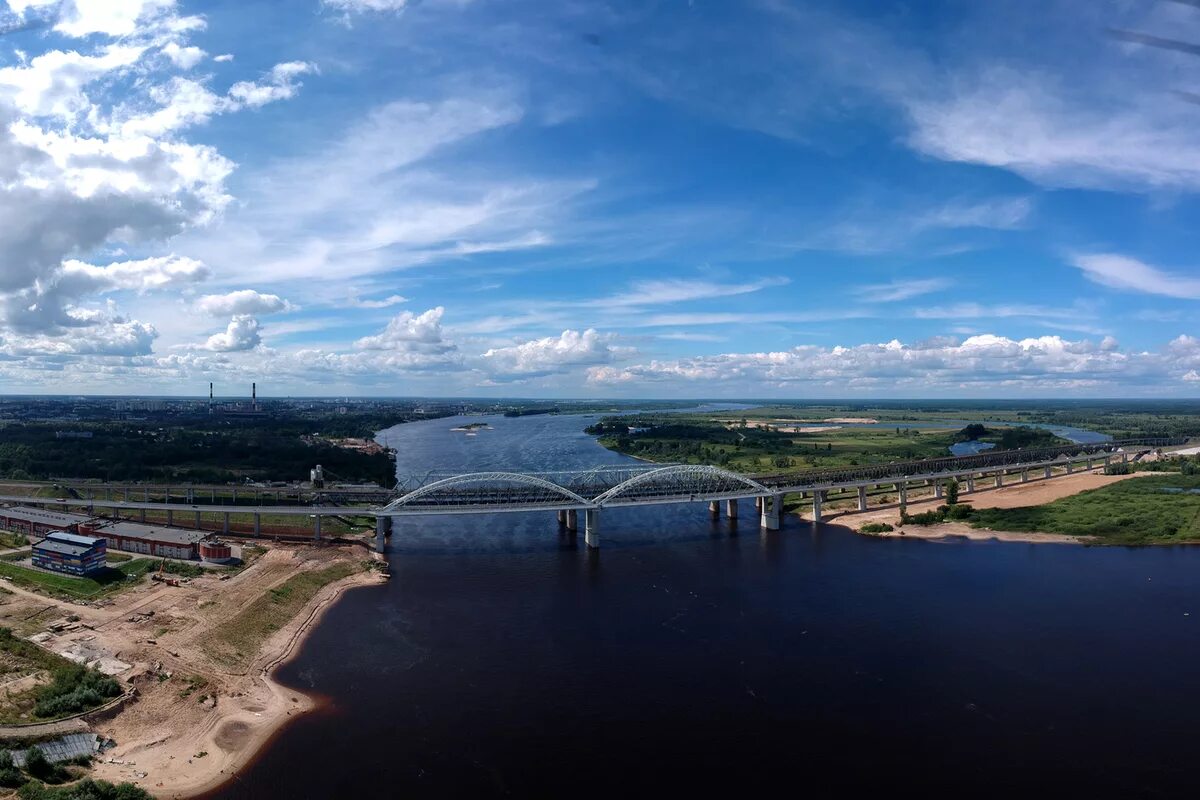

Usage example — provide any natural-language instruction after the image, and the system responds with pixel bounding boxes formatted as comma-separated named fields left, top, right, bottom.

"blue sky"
left=0, top=0, right=1198, bottom=397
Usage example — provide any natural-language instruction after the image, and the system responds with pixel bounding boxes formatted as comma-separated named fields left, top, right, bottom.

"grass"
left=0, top=531, right=28, bottom=550
left=0, top=559, right=153, bottom=599
left=0, top=628, right=120, bottom=724
left=200, top=561, right=365, bottom=670
left=970, top=474, right=1200, bottom=545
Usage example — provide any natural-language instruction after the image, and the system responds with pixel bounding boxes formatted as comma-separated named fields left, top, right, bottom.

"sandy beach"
left=801, top=470, right=1144, bottom=543
left=0, top=544, right=388, bottom=799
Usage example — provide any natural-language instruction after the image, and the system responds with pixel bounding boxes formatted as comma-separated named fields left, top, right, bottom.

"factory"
left=0, top=507, right=92, bottom=538
left=0, top=506, right=234, bottom=563
left=31, top=531, right=106, bottom=576
left=78, top=519, right=209, bottom=561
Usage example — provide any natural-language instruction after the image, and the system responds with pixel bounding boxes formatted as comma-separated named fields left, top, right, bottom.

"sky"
left=0, top=0, right=1198, bottom=398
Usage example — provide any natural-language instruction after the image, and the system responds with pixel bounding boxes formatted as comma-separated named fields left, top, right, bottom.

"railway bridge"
left=1, top=438, right=1185, bottom=552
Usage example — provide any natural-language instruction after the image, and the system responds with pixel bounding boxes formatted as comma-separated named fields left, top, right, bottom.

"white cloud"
left=482, top=329, right=630, bottom=380
left=227, top=61, right=315, bottom=109
left=588, top=276, right=789, bottom=308
left=205, top=315, right=261, bottom=352
left=161, top=42, right=205, bottom=69
left=354, top=307, right=452, bottom=351
left=346, top=294, right=408, bottom=309
left=1070, top=253, right=1200, bottom=300
left=321, top=0, right=411, bottom=13
left=589, top=333, right=1200, bottom=391
left=195, top=290, right=296, bottom=317
left=213, top=54, right=234, bottom=63
left=853, top=278, right=951, bottom=304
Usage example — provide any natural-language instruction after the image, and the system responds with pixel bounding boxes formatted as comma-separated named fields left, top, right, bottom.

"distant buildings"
left=32, top=531, right=106, bottom=575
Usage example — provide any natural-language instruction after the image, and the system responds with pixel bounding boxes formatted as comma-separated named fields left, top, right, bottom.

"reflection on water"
left=207, top=413, right=1200, bottom=799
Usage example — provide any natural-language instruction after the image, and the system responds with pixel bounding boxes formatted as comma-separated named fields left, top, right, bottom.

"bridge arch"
left=593, top=464, right=769, bottom=506
left=381, top=471, right=591, bottom=512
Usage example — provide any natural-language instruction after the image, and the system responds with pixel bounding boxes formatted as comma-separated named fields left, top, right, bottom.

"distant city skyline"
left=0, top=0, right=1198, bottom=397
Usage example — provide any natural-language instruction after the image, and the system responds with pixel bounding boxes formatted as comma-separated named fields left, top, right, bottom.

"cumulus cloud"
left=588, top=334, right=1200, bottom=391
left=194, top=290, right=296, bottom=316
left=355, top=307, right=452, bottom=351
left=205, top=315, right=261, bottom=352
left=0, top=0, right=313, bottom=367
left=482, top=329, right=630, bottom=380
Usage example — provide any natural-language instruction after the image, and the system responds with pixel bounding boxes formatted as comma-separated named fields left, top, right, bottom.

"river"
left=208, top=413, right=1200, bottom=798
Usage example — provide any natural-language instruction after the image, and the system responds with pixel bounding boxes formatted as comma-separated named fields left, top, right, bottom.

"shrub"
left=18, top=779, right=153, bottom=800
left=24, top=749, right=67, bottom=784
left=33, top=664, right=121, bottom=718
left=860, top=523, right=894, bottom=534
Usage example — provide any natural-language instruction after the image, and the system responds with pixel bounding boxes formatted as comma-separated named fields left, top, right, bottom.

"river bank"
left=77, top=547, right=386, bottom=799
left=813, top=470, right=1144, bottom=543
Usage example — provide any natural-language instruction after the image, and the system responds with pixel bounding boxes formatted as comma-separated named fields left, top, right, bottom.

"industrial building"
left=78, top=520, right=207, bottom=561
left=0, top=507, right=91, bottom=538
left=32, top=531, right=106, bottom=576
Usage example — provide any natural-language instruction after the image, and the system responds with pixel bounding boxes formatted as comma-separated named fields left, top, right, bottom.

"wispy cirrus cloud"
left=1070, top=253, right=1200, bottom=299
left=853, top=277, right=951, bottom=303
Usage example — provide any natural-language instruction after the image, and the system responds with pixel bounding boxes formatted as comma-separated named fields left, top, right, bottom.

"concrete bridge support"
left=566, top=509, right=578, bottom=532
left=759, top=494, right=781, bottom=531
left=139, top=508, right=146, bottom=523
left=223, top=512, right=230, bottom=534
left=726, top=499, right=738, bottom=520
left=1044, top=466, right=1052, bottom=479
left=195, top=510, right=201, bottom=528
left=995, top=472, right=1003, bottom=488
left=557, top=509, right=566, bottom=526
left=1066, top=461, right=1074, bottom=474
left=186, top=488, right=194, bottom=504
left=755, top=496, right=763, bottom=512
left=167, top=509, right=173, bottom=526
left=934, top=482, right=944, bottom=499
left=1021, top=470, right=1029, bottom=483
left=857, top=486, right=868, bottom=512
left=709, top=500, right=720, bottom=520
left=314, top=515, right=322, bottom=542
left=965, top=477, right=975, bottom=494
left=812, top=491, right=823, bottom=524
left=1121, top=452, right=1129, bottom=464
left=254, top=513, right=261, bottom=537
left=375, top=516, right=388, bottom=553
left=585, top=509, right=600, bottom=549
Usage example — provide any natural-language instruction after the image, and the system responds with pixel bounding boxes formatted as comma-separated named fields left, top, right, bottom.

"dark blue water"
left=208, top=414, right=1200, bottom=799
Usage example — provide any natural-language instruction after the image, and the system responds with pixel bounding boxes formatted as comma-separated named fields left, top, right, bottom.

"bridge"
left=7, top=437, right=1184, bottom=552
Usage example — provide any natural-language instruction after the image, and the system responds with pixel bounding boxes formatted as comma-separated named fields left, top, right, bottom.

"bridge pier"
left=195, top=510, right=201, bottom=528
left=566, top=509, right=578, bottom=532
left=1044, top=466, right=1052, bottom=479
left=934, top=482, right=943, bottom=499
left=994, top=472, right=1003, bottom=488
left=139, top=508, right=146, bottom=523
left=375, top=516, right=388, bottom=553
left=186, top=488, right=194, bottom=504
left=708, top=500, right=720, bottom=520
left=1021, top=469, right=1029, bottom=483
left=965, top=477, right=975, bottom=494
left=1121, top=451, right=1129, bottom=464
left=726, top=499, right=738, bottom=520
left=557, top=509, right=566, bottom=526
left=857, top=485, right=867, bottom=512
left=812, top=491, right=822, bottom=523
left=898, top=483, right=908, bottom=506
left=254, top=513, right=261, bottom=537
left=166, top=509, right=173, bottom=525
left=314, top=515, right=322, bottom=542
left=1066, top=461, right=1074, bottom=474
left=759, top=494, right=781, bottom=531
left=585, top=508, right=600, bottom=549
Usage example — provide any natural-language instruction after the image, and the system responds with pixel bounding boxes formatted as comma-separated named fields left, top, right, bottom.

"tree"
left=946, top=479, right=959, bottom=506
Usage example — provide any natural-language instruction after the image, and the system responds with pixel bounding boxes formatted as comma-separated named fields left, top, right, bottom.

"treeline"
left=0, top=422, right=395, bottom=485
left=955, top=424, right=1065, bottom=450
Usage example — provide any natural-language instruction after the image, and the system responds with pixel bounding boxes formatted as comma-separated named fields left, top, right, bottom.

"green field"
left=199, top=561, right=365, bottom=670
left=589, top=417, right=1064, bottom=474
left=970, top=475, right=1200, bottom=545
left=0, top=559, right=153, bottom=599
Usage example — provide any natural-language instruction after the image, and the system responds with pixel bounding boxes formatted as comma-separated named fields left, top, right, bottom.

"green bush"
left=23, top=749, right=67, bottom=784
left=18, top=779, right=153, bottom=800
left=859, top=522, right=894, bottom=533
left=33, top=665, right=121, bottom=718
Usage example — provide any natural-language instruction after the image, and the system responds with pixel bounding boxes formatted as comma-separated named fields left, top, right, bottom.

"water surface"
left=209, top=413, right=1199, bottom=799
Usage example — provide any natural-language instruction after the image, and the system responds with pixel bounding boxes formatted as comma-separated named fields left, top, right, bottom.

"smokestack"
left=252, top=382, right=257, bottom=409
left=209, top=382, right=213, bottom=401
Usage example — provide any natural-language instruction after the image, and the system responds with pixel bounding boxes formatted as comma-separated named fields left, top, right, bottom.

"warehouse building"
left=78, top=519, right=207, bottom=561
left=0, top=507, right=92, bottom=538
left=32, top=531, right=106, bottom=576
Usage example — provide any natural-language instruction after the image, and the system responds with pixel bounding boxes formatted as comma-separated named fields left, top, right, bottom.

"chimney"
left=252, top=382, right=257, bottom=409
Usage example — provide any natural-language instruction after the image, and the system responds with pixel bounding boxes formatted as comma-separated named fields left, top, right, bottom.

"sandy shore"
left=803, top=470, right=1145, bottom=544
left=70, top=547, right=388, bottom=799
